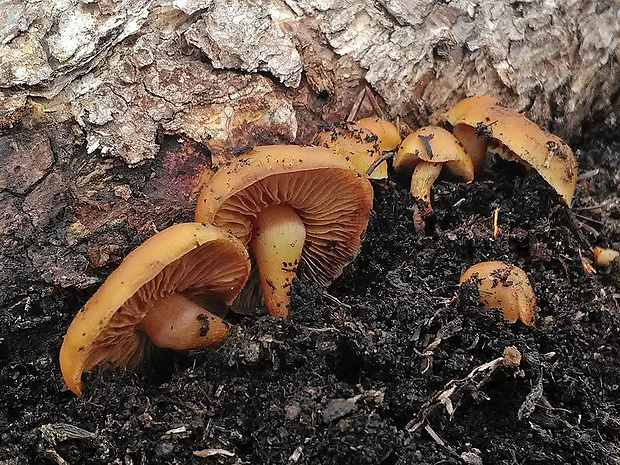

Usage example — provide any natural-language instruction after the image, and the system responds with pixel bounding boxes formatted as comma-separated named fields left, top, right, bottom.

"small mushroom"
left=313, top=120, right=397, bottom=179
left=459, top=261, right=536, bottom=325
left=451, top=123, right=488, bottom=173
left=60, top=223, right=251, bottom=395
left=393, top=125, right=474, bottom=218
left=355, top=117, right=401, bottom=152
left=432, top=95, right=578, bottom=206
left=195, top=145, right=373, bottom=318
left=592, top=246, right=619, bottom=267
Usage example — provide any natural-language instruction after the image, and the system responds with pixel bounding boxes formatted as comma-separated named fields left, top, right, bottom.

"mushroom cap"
left=433, top=95, right=578, bottom=206
left=60, top=223, right=250, bottom=395
left=195, top=145, right=374, bottom=285
left=459, top=260, right=536, bottom=325
left=394, top=126, right=474, bottom=182
left=592, top=247, right=620, bottom=267
left=355, top=117, right=401, bottom=152
left=313, top=122, right=388, bottom=179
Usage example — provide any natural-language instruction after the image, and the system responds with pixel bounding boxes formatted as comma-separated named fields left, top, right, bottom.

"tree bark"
left=0, top=0, right=619, bottom=311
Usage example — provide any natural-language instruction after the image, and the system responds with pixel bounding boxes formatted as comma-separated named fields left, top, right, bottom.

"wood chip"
left=193, top=448, right=235, bottom=458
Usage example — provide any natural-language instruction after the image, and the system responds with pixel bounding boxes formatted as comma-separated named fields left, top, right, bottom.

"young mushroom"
left=432, top=95, right=578, bottom=206
left=60, top=223, right=251, bottom=395
left=459, top=261, right=536, bottom=325
left=195, top=145, right=373, bottom=318
left=592, top=246, right=620, bottom=267
left=355, top=117, right=402, bottom=152
left=313, top=118, right=400, bottom=179
left=450, top=123, right=488, bottom=173
left=393, top=126, right=474, bottom=223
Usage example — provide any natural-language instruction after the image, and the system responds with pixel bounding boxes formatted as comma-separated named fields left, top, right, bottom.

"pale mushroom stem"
left=250, top=203, right=306, bottom=318
left=137, top=294, right=229, bottom=350
left=409, top=161, right=443, bottom=218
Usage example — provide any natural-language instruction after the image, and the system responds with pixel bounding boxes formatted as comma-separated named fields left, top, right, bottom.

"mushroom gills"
left=250, top=203, right=306, bottom=318
left=137, top=293, right=229, bottom=350
left=452, top=123, right=488, bottom=172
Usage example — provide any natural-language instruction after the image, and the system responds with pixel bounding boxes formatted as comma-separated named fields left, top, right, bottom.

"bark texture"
left=0, top=0, right=619, bottom=310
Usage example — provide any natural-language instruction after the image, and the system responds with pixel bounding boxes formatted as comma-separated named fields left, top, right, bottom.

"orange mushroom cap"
left=393, top=126, right=474, bottom=221
left=433, top=95, right=578, bottom=206
left=60, top=223, right=250, bottom=395
left=459, top=260, right=536, bottom=325
left=355, top=117, right=401, bottom=152
left=592, top=247, right=620, bottom=267
left=394, top=125, right=475, bottom=181
left=195, top=145, right=373, bottom=317
left=313, top=122, right=388, bottom=179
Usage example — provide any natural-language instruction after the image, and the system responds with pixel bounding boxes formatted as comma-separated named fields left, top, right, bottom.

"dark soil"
left=2, top=118, right=620, bottom=464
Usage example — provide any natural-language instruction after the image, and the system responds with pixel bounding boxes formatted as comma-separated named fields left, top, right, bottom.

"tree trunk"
left=0, top=0, right=619, bottom=309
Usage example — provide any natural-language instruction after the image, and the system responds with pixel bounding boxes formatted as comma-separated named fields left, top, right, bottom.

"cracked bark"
left=0, top=0, right=619, bottom=318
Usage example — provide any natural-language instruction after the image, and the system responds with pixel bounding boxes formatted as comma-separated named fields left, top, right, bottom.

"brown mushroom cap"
left=394, top=126, right=475, bottom=181
left=459, top=260, right=536, bottom=325
left=355, top=117, right=401, bottom=152
left=195, top=145, right=374, bottom=286
left=60, top=223, right=250, bottom=395
left=312, top=122, right=388, bottom=179
left=393, top=126, right=474, bottom=224
left=592, top=247, right=620, bottom=267
left=433, top=95, right=578, bottom=206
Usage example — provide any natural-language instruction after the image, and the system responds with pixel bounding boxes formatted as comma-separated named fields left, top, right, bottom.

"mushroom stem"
left=137, top=294, right=229, bottom=350
left=409, top=161, right=443, bottom=218
left=250, top=203, right=306, bottom=318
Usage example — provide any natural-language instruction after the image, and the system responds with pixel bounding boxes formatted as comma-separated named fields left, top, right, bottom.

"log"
left=0, top=0, right=619, bottom=311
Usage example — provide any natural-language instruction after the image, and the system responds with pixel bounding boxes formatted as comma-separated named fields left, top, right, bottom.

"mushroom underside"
left=211, top=169, right=372, bottom=286
left=81, top=242, right=248, bottom=373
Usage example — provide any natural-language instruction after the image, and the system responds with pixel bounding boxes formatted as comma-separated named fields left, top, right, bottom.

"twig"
left=572, top=212, right=605, bottom=226
left=365, top=87, right=386, bottom=120
left=517, top=368, right=544, bottom=420
left=366, top=151, right=394, bottom=176
left=347, top=87, right=367, bottom=121
left=492, top=207, right=500, bottom=238
left=405, top=348, right=521, bottom=432
left=577, top=169, right=599, bottom=181
left=564, top=209, right=594, bottom=246
left=321, top=291, right=352, bottom=309
left=424, top=425, right=445, bottom=446
left=193, top=449, right=235, bottom=458
left=576, top=220, right=600, bottom=237
left=299, top=325, right=339, bottom=333
left=574, top=201, right=614, bottom=211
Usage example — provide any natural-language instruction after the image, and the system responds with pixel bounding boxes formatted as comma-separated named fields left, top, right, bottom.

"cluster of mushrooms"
left=60, top=95, right=579, bottom=395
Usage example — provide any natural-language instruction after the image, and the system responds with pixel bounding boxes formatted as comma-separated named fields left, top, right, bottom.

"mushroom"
left=451, top=123, right=488, bottom=173
left=592, top=247, right=619, bottom=267
left=459, top=261, right=536, bottom=325
left=313, top=120, right=397, bottom=179
left=355, top=117, right=401, bottom=152
left=393, top=125, right=474, bottom=219
left=195, top=145, right=374, bottom=318
left=432, top=95, right=578, bottom=206
left=60, top=223, right=251, bottom=395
